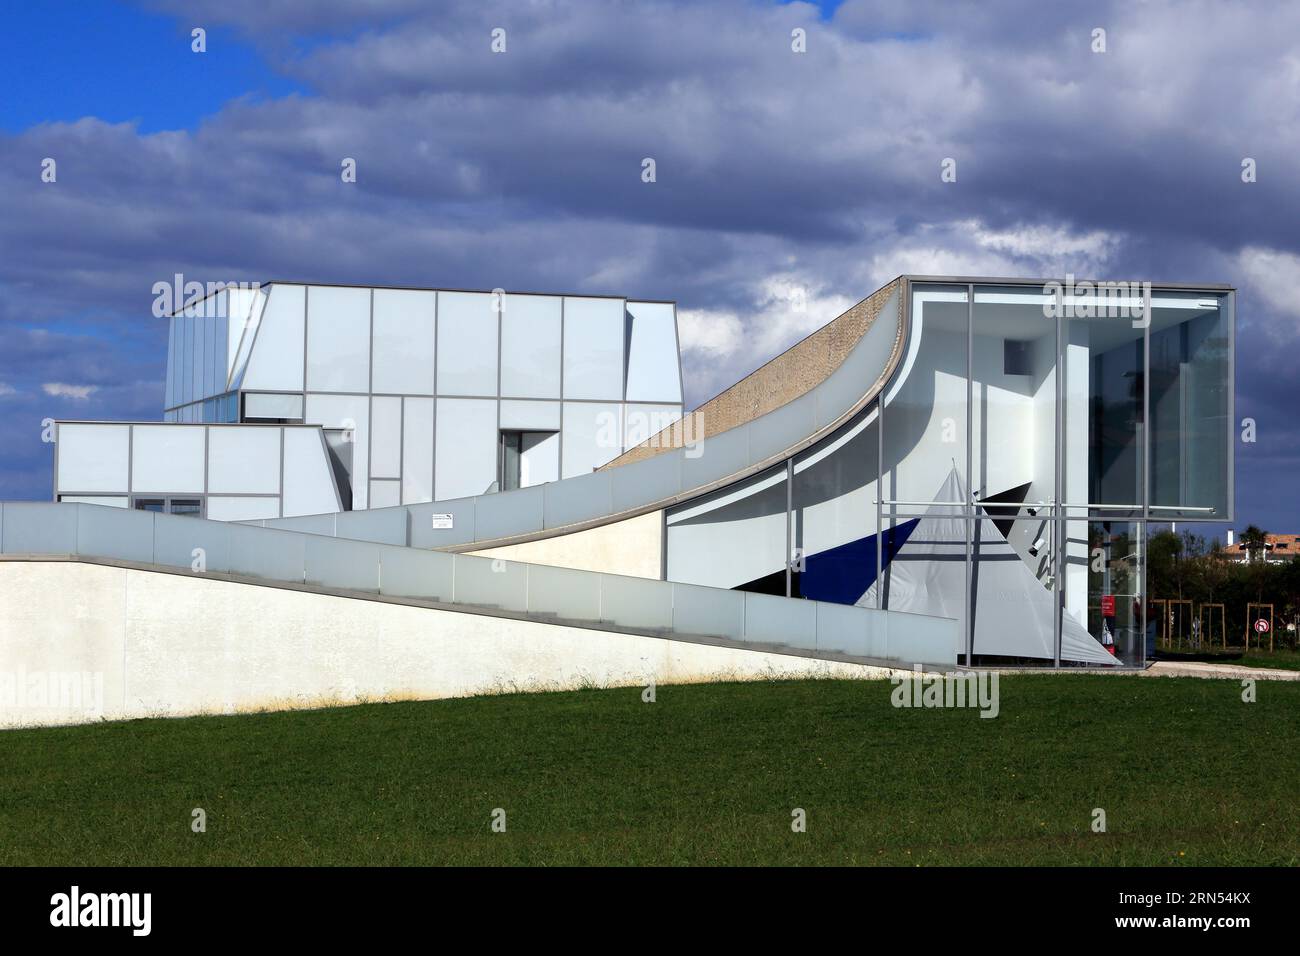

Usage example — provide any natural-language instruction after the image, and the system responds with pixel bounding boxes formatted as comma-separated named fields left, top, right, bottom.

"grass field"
left=1, top=675, right=1297, bottom=866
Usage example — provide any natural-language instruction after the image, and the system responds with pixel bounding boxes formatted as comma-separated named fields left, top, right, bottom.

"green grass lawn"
left=1, top=676, right=1296, bottom=866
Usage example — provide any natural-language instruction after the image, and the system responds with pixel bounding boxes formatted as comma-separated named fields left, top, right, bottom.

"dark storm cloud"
left=1, top=0, right=1298, bottom=530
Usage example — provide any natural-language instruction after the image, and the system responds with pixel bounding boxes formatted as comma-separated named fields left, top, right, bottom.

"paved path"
left=1143, top=660, right=1300, bottom=681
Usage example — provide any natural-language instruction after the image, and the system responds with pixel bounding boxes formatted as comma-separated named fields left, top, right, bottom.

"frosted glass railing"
left=0, top=501, right=955, bottom=666
left=255, top=285, right=903, bottom=549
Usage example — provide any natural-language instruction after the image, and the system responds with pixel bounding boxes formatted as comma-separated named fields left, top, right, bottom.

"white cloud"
left=1237, top=246, right=1300, bottom=324
left=42, top=383, right=98, bottom=400
left=0, top=383, right=16, bottom=396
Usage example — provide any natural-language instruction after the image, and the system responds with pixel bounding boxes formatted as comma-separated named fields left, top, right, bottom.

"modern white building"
left=53, top=283, right=685, bottom=520
left=1, top=274, right=1238, bottom=726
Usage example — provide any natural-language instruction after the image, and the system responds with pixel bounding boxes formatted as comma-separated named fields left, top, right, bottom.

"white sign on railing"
left=431, top=514, right=453, bottom=530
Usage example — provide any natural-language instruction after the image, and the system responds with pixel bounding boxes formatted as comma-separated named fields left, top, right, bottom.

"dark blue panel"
left=798, top=518, right=920, bottom=605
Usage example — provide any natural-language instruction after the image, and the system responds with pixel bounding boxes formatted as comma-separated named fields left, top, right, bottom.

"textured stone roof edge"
left=602, top=276, right=902, bottom=469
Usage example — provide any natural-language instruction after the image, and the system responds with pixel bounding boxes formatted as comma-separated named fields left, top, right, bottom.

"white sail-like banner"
left=875, top=467, right=1117, bottom=666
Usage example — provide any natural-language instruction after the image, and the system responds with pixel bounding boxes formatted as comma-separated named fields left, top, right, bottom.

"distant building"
left=1220, top=530, right=1300, bottom=564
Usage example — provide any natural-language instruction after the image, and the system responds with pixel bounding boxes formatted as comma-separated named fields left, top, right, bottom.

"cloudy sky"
left=1, top=0, right=1297, bottom=533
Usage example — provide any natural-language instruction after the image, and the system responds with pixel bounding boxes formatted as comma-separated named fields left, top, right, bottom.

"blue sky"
left=1, top=0, right=1298, bottom=537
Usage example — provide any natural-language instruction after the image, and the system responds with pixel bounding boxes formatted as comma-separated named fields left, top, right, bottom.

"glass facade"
left=665, top=280, right=1234, bottom=668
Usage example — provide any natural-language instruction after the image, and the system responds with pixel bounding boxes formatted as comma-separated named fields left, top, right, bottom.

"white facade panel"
left=625, top=301, right=682, bottom=403
left=207, top=427, right=281, bottom=495
left=305, top=394, right=370, bottom=510
left=369, top=479, right=401, bottom=509
left=243, top=392, right=304, bottom=421
left=282, top=428, right=341, bottom=517
left=623, top=403, right=682, bottom=451
left=499, top=400, right=561, bottom=431
left=56, top=424, right=130, bottom=493
left=372, top=289, right=435, bottom=395
left=131, top=425, right=206, bottom=494
left=437, top=292, right=498, bottom=396
left=306, top=285, right=370, bottom=392
left=563, top=297, right=625, bottom=400
left=243, top=284, right=306, bottom=392
left=500, top=295, right=561, bottom=398
left=206, top=496, right=280, bottom=521
left=435, top=398, right=497, bottom=499
left=370, top=395, right=402, bottom=479
left=59, top=496, right=128, bottom=508
left=561, top=402, right=622, bottom=478
left=401, top=397, right=434, bottom=504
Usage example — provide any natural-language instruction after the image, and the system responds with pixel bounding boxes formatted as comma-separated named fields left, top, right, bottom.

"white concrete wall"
left=0, top=561, right=894, bottom=728
left=468, top=510, right=664, bottom=579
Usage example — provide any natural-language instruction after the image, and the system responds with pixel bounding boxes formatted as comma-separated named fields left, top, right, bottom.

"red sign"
left=1255, top=618, right=1270, bottom=633
left=1100, top=595, right=1116, bottom=617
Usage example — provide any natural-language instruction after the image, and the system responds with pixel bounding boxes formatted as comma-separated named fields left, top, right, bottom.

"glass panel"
left=624, top=301, right=682, bottom=403
left=401, top=397, right=434, bottom=504
left=883, top=283, right=968, bottom=509
left=623, top=404, right=681, bottom=452
left=370, top=395, right=401, bottom=479
left=153, top=510, right=231, bottom=571
left=205, top=496, right=280, bottom=521
left=77, top=504, right=154, bottom=563
left=560, top=403, right=622, bottom=478
left=499, top=400, right=561, bottom=430
left=282, top=428, right=338, bottom=516
left=452, top=554, right=527, bottom=612
left=792, top=408, right=878, bottom=607
left=1, top=502, right=77, bottom=553
left=242, top=284, right=302, bottom=391
left=1148, top=291, right=1231, bottom=519
left=1063, top=519, right=1144, bottom=667
left=563, top=297, right=625, bottom=400
left=739, top=590, right=814, bottom=647
left=967, top=284, right=1058, bottom=666
left=666, top=465, right=788, bottom=594
left=1062, top=284, right=1145, bottom=519
left=243, top=392, right=304, bottom=421
left=500, top=295, right=561, bottom=398
left=133, top=498, right=165, bottom=512
left=130, top=425, right=205, bottom=493
left=435, top=398, right=497, bottom=499
left=474, top=484, right=543, bottom=540
left=372, top=288, right=435, bottom=395
left=305, top=285, right=370, bottom=392
left=55, top=423, right=130, bottom=493
left=369, top=479, right=401, bottom=509
left=168, top=499, right=202, bottom=517
left=207, top=426, right=281, bottom=494
left=378, top=545, right=454, bottom=601
left=526, top=563, right=600, bottom=621
left=881, top=284, right=969, bottom=657
left=671, top=582, right=745, bottom=640
left=226, top=524, right=305, bottom=582
left=303, top=535, right=381, bottom=592
left=599, top=574, right=671, bottom=630
left=305, top=394, right=370, bottom=509
left=437, top=291, right=498, bottom=396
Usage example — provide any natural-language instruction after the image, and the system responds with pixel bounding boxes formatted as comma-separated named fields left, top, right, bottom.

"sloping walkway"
left=1142, top=660, right=1300, bottom=681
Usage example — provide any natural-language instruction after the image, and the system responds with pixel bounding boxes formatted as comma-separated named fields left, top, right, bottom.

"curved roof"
left=256, top=277, right=909, bottom=551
